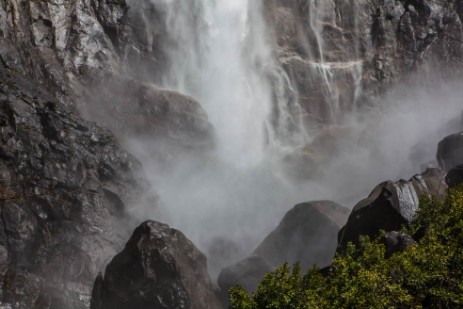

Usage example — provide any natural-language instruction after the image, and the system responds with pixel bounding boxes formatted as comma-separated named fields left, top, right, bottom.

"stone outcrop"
left=337, top=168, right=446, bottom=250
left=0, top=64, right=153, bottom=308
left=90, top=221, right=222, bottom=309
left=218, top=201, right=349, bottom=297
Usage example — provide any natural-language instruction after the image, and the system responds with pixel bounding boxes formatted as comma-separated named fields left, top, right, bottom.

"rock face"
left=264, top=0, right=463, bottom=125
left=218, top=201, right=349, bottom=297
left=338, top=168, right=446, bottom=250
left=437, top=131, right=463, bottom=172
left=90, top=221, right=222, bottom=309
left=0, top=64, right=152, bottom=308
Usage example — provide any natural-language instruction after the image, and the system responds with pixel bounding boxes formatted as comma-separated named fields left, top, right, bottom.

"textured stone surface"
left=0, top=64, right=153, bottom=309
left=91, top=221, right=222, bottom=309
left=338, top=168, right=446, bottom=250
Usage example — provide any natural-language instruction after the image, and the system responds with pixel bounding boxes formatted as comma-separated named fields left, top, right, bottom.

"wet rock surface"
left=0, top=64, right=152, bottom=308
left=264, top=0, right=463, bottom=124
left=338, top=168, right=446, bottom=250
left=90, top=220, right=222, bottom=309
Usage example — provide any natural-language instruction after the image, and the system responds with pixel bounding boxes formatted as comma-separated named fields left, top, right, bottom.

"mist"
left=118, top=0, right=463, bottom=280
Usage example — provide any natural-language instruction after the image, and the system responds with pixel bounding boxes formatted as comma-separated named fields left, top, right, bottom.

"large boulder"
left=437, top=131, right=463, bottom=172
left=82, top=75, right=215, bottom=155
left=253, top=201, right=350, bottom=268
left=0, top=64, right=153, bottom=308
left=90, top=221, right=222, bottom=309
left=337, top=168, right=446, bottom=250
left=218, top=201, right=349, bottom=297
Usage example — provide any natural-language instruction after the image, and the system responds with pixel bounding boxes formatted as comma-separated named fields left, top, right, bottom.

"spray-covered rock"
left=91, top=221, right=222, bottom=309
left=218, top=201, right=349, bottom=298
left=253, top=201, right=350, bottom=268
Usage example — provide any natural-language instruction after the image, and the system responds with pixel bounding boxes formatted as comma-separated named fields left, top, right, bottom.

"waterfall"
left=154, top=0, right=307, bottom=167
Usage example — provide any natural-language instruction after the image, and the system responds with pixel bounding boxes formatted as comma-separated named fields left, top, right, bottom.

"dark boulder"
left=381, top=231, right=415, bottom=258
left=338, top=168, right=446, bottom=250
left=91, top=221, right=222, bottom=309
left=437, top=131, right=463, bottom=172
left=446, top=164, right=463, bottom=188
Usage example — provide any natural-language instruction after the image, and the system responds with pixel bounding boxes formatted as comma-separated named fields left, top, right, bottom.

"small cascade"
left=304, top=0, right=364, bottom=123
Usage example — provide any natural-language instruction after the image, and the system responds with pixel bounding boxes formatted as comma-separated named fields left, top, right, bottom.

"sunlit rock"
left=337, top=168, right=446, bottom=250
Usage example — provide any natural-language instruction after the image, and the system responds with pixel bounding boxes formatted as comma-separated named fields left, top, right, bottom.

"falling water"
left=156, top=0, right=307, bottom=167
left=142, top=0, right=309, bottom=278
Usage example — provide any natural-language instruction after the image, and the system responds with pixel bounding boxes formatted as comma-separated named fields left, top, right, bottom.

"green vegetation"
left=230, top=185, right=463, bottom=308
